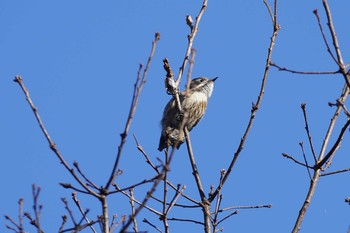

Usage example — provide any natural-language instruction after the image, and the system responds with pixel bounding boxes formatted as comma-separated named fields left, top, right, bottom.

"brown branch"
left=129, top=189, right=138, bottom=233
left=186, top=48, right=197, bottom=91
left=133, top=133, right=160, bottom=174
left=208, top=0, right=280, bottom=203
left=315, top=118, right=350, bottom=169
left=14, top=76, right=100, bottom=199
left=161, top=152, right=170, bottom=233
left=133, top=134, right=201, bottom=205
left=59, top=183, right=90, bottom=194
left=321, top=168, right=350, bottom=176
left=216, top=210, right=239, bottom=226
left=218, top=204, right=272, bottom=213
left=300, top=103, right=318, bottom=162
left=73, top=161, right=99, bottom=190
left=175, top=0, right=208, bottom=87
left=109, top=176, right=158, bottom=194
left=322, top=0, right=350, bottom=87
left=291, top=3, right=350, bottom=230
left=150, top=194, right=199, bottom=209
left=105, top=32, right=160, bottom=191
left=71, top=192, right=97, bottom=233
left=281, top=153, right=313, bottom=169
left=61, top=198, right=77, bottom=226
left=312, top=9, right=338, bottom=65
left=114, top=184, right=163, bottom=219
left=58, top=215, right=68, bottom=233
left=31, top=184, right=43, bottom=233
left=270, top=62, right=339, bottom=75
left=165, top=185, right=186, bottom=215
left=142, top=218, right=162, bottom=233
left=299, top=142, right=312, bottom=180
left=167, top=217, right=204, bottom=225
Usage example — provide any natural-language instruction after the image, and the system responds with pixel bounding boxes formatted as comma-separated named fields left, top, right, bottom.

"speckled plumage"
left=158, top=77, right=217, bottom=151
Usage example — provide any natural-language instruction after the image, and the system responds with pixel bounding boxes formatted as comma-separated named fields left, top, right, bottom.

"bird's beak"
left=211, top=77, right=218, bottom=82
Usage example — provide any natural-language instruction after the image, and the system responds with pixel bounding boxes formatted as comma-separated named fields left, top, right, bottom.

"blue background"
left=1, top=1, right=350, bottom=232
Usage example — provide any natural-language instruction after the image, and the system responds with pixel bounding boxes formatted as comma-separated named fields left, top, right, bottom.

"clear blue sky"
left=1, top=1, right=350, bottom=232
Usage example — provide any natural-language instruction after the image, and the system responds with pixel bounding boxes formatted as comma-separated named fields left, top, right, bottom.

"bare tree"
left=5, top=0, right=350, bottom=233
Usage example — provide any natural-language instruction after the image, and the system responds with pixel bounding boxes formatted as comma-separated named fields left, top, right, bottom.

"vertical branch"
left=32, top=184, right=43, bottom=233
left=208, top=0, right=280, bottom=203
left=186, top=48, right=197, bottom=91
left=300, top=103, right=317, bottom=162
left=184, top=128, right=211, bottom=232
left=291, top=2, right=350, bottom=232
left=100, top=196, right=109, bottom=233
left=162, top=153, right=169, bottom=233
left=129, top=189, right=138, bottom=233
left=105, top=32, right=160, bottom=190
left=19, top=198, right=24, bottom=233
left=175, top=0, right=208, bottom=86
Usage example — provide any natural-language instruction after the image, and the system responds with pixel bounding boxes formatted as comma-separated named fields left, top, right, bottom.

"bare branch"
left=73, top=161, right=99, bottom=190
left=218, top=204, right=272, bottom=213
left=281, top=153, right=313, bottom=169
left=142, top=218, right=162, bottom=233
left=209, top=0, right=280, bottom=202
left=299, top=142, right=312, bottom=181
left=300, top=103, right=318, bottom=162
left=105, top=32, right=160, bottom=190
left=315, top=118, right=350, bottom=169
left=14, top=76, right=100, bottom=199
left=129, top=189, right=138, bottom=233
left=312, top=9, right=338, bottom=65
left=321, top=168, right=350, bottom=176
left=72, top=192, right=97, bottom=233
left=175, top=0, right=208, bottom=87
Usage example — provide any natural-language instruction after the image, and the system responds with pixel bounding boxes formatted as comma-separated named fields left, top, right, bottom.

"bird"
left=158, top=77, right=217, bottom=151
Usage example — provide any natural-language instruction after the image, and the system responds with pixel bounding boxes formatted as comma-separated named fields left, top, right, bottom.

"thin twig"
left=60, top=183, right=90, bottom=194
left=142, top=218, right=162, bottom=233
left=58, top=215, right=68, bottom=233
left=209, top=0, right=280, bottom=202
left=14, top=76, right=100, bottom=199
left=321, top=168, right=350, bottom=176
left=322, top=0, right=350, bottom=88
left=186, top=48, right=197, bottom=91
left=72, top=192, right=97, bottom=233
left=61, top=198, right=77, bottom=226
left=32, top=184, right=44, bottom=233
left=133, top=133, right=160, bottom=174
left=298, top=142, right=312, bottom=181
left=129, top=189, right=138, bottom=233
left=167, top=217, right=204, bottom=225
left=270, top=62, right=339, bottom=75
left=312, top=9, right=338, bottom=65
left=291, top=1, right=350, bottom=230
left=150, top=194, right=199, bottom=209
left=114, top=184, right=163, bottom=217
left=300, top=103, right=318, bottom=162
left=19, top=198, right=24, bottom=232
left=161, top=152, right=169, bottom=233
left=216, top=211, right=238, bottom=226
left=73, top=161, right=99, bottom=190
left=281, top=153, right=313, bottom=169
left=315, top=118, right=350, bottom=169
left=218, top=204, right=272, bottom=213
left=165, top=185, right=186, bottom=215
left=175, top=0, right=208, bottom=87
left=105, top=32, right=160, bottom=190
